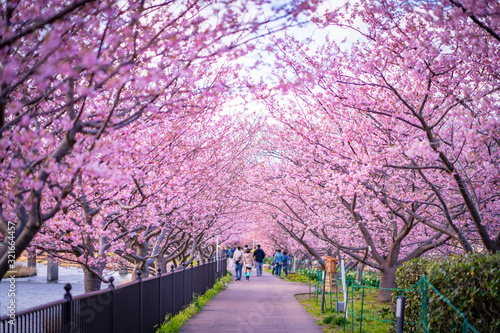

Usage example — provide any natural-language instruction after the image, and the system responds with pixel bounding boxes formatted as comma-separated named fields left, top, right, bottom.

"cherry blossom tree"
left=310, top=0, right=500, bottom=253
left=0, top=0, right=318, bottom=279
left=242, top=120, right=452, bottom=301
left=32, top=108, right=261, bottom=291
left=247, top=0, right=500, bottom=301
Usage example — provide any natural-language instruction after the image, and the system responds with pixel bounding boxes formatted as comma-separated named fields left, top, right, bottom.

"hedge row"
left=393, top=253, right=500, bottom=333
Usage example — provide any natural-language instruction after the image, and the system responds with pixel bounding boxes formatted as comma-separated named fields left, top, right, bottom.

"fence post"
left=329, top=270, right=333, bottom=314
left=182, top=263, right=186, bottom=306
left=207, top=258, right=210, bottom=288
left=224, top=256, right=227, bottom=276
left=171, top=264, right=175, bottom=315
left=308, top=272, right=311, bottom=299
left=321, top=270, right=326, bottom=314
left=190, top=262, right=194, bottom=302
left=63, top=283, right=72, bottom=333
left=158, top=267, right=162, bottom=328
left=109, top=277, right=115, bottom=333
left=203, top=259, right=207, bottom=291
left=198, top=259, right=205, bottom=295
left=360, top=283, right=365, bottom=333
left=396, top=296, right=406, bottom=333
left=422, top=273, right=428, bottom=329
left=351, top=278, right=355, bottom=330
left=315, top=271, right=320, bottom=305
left=137, top=270, right=143, bottom=333
left=343, top=278, right=347, bottom=332
left=335, top=272, right=339, bottom=314
left=213, top=257, right=216, bottom=284
left=211, top=257, right=215, bottom=286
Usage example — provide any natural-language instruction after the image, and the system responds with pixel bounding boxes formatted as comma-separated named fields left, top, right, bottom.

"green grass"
left=263, top=269, right=311, bottom=283
left=156, top=272, right=232, bottom=333
left=266, top=269, right=393, bottom=332
left=280, top=272, right=310, bottom=283
left=262, top=269, right=394, bottom=332
left=296, top=287, right=393, bottom=333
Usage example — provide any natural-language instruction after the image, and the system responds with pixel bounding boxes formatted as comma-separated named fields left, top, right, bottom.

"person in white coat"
left=233, top=246, right=243, bottom=281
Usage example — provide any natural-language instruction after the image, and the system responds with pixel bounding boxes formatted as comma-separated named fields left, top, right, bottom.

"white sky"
left=221, top=0, right=363, bottom=118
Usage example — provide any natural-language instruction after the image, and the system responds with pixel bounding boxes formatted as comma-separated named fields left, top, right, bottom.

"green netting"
left=299, top=268, right=481, bottom=333
left=419, top=276, right=479, bottom=333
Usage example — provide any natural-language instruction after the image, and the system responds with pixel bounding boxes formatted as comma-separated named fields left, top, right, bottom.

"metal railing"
left=0, top=257, right=227, bottom=333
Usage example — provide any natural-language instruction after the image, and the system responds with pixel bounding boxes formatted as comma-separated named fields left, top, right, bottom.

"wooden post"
left=323, top=256, right=338, bottom=292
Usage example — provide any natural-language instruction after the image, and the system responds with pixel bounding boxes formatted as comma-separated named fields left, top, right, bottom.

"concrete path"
left=181, top=270, right=322, bottom=333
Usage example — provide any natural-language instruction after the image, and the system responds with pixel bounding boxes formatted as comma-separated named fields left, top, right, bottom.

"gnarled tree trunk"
left=83, top=267, right=102, bottom=293
left=377, top=265, right=397, bottom=303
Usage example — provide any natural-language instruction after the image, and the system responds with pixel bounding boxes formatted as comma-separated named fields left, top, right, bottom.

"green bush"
left=391, top=257, right=432, bottom=332
left=282, top=272, right=309, bottom=283
left=297, top=268, right=320, bottom=281
left=322, top=315, right=334, bottom=324
left=346, top=270, right=380, bottom=287
left=427, top=253, right=500, bottom=333
left=322, top=313, right=345, bottom=326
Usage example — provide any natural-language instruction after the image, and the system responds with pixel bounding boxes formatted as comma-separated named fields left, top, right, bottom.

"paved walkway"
left=181, top=270, right=323, bottom=333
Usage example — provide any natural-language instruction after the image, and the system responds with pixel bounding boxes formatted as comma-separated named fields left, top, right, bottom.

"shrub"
left=12, top=264, right=37, bottom=277
left=347, top=270, right=380, bottom=287
left=298, top=268, right=320, bottom=281
left=283, top=272, right=309, bottom=283
left=322, top=313, right=345, bottom=326
left=391, top=257, right=432, bottom=332
left=330, top=314, right=346, bottom=326
left=322, top=315, right=334, bottom=325
left=427, top=253, right=500, bottom=333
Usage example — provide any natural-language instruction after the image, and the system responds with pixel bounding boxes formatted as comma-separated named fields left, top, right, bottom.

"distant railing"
left=0, top=257, right=227, bottom=333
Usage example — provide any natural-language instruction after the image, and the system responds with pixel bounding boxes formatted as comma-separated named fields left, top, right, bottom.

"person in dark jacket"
left=253, top=245, right=266, bottom=276
left=283, top=251, right=290, bottom=276
left=273, top=250, right=284, bottom=277
left=228, top=247, right=235, bottom=267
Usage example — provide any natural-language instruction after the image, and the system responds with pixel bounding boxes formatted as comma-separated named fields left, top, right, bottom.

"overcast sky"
left=221, top=0, right=362, bottom=117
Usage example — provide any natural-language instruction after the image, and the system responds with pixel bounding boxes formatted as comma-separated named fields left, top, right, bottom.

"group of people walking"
left=231, top=244, right=266, bottom=281
left=271, top=249, right=290, bottom=277
left=227, top=245, right=290, bottom=281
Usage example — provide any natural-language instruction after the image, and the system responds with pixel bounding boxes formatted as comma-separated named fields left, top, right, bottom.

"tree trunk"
left=132, top=240, right=149, bottom=279
left=155, top=257, right=165, bottom=275
left=377, top=265, right=397, bottom=303
left=132, top=263, right=147, bottom=280
left=83, top=267, right=102, bottom=293
left=357, top=263, right=365, bottom=284
left=161, top=256, right=167, bottom=273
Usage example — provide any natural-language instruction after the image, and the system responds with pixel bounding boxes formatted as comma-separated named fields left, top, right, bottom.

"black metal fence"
left=0, top=257, right=227, bottom=333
